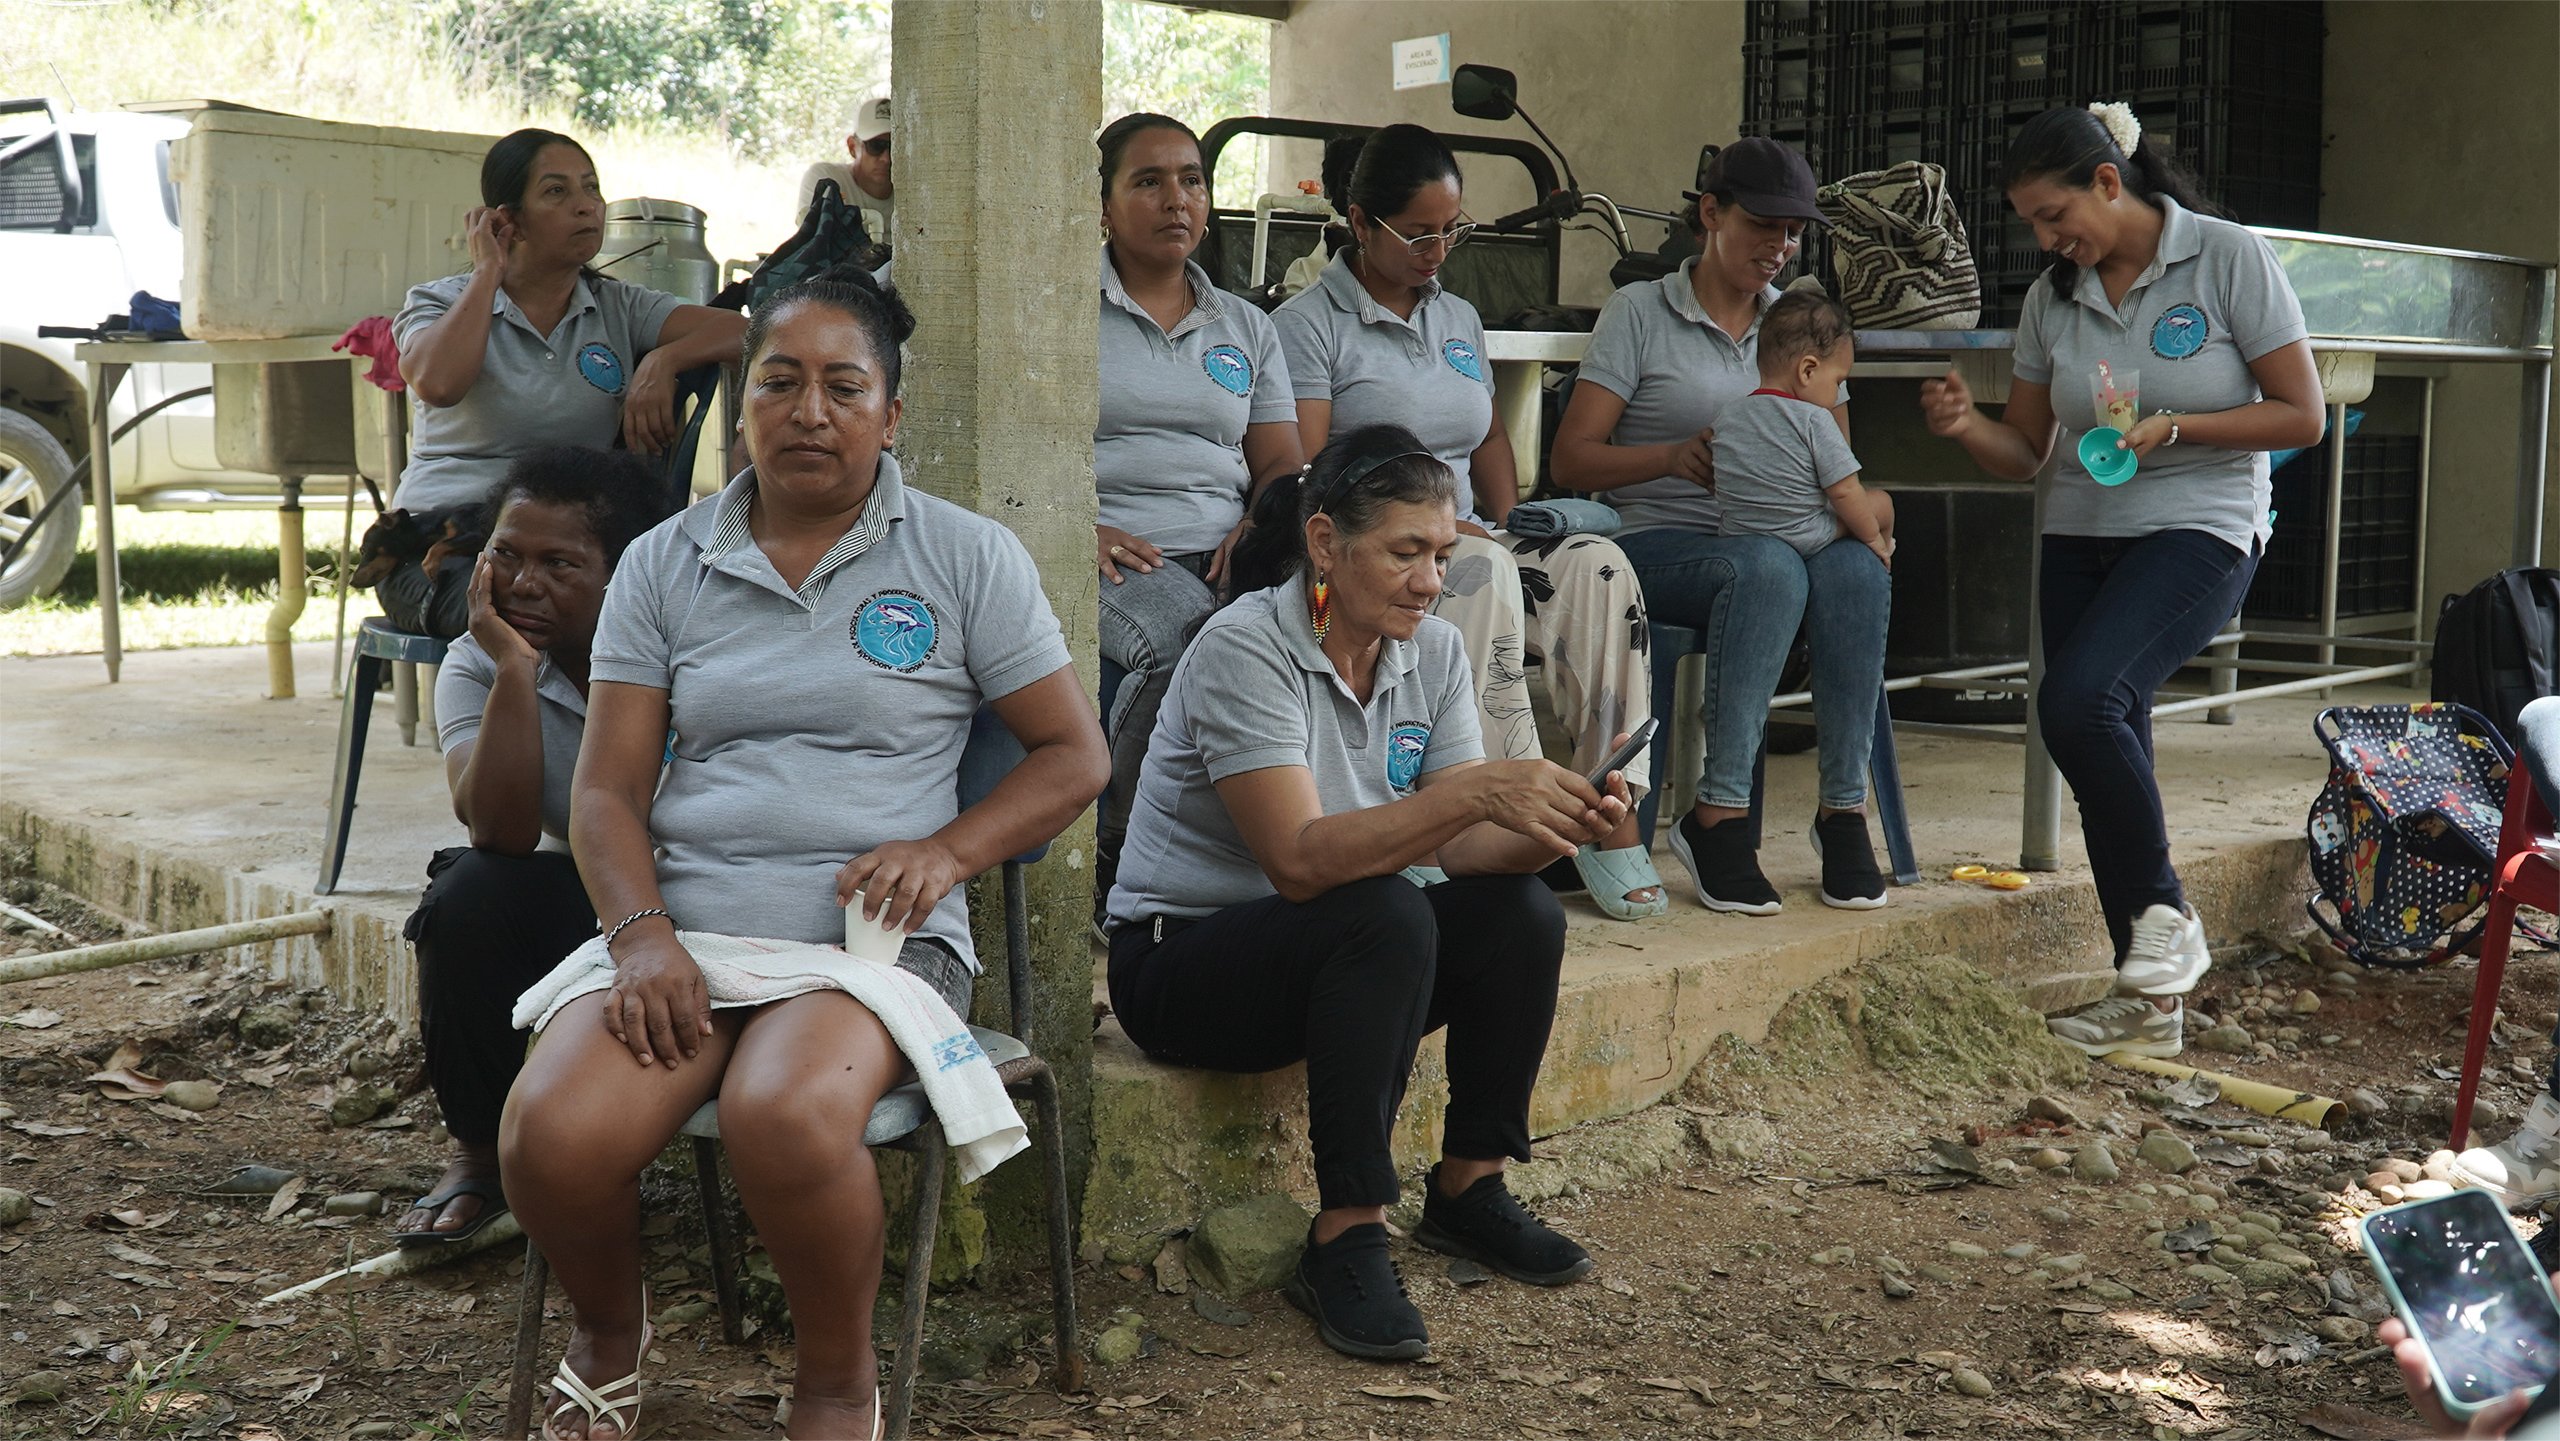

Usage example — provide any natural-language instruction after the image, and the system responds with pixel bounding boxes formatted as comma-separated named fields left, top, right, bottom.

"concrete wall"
left=1267, top=0, right=1744, bottom=306
left=2320, top=0, right=2559, bottom=612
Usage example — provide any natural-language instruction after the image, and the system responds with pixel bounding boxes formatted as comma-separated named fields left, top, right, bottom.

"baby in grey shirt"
left=1712, top=291, right=1894, bottom=566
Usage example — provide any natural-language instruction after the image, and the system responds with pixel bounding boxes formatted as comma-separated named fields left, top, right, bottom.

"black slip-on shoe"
left=1668, top=812, right=1781, bottom=915
left=1281, top=1222, right=1429, bottom=1360
left=1810, top=810, right=1888, bottom=910
left=1413, top=1165, right=1595, bottom=1286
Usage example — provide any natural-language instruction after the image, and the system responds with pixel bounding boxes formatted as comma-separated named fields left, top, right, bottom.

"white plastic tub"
left=169, top=107, right=495, bottom=340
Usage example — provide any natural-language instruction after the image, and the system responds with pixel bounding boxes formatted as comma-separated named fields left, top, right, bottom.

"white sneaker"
left=2118, top=904, right=2211, bottom=997
left=2047, top=995, right=2183, bottom=1058
left=2454, top=1093, right=2560, bottom=1208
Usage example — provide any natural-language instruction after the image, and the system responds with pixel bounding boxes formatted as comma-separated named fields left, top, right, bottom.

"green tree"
left=1103, top=0, right=1271, bottom=203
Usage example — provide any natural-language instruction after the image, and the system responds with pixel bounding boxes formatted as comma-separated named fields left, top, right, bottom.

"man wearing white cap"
left=795, top=91, right=895, bottom=233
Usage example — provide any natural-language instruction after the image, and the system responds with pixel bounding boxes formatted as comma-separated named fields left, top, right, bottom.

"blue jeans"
left=1615, top=528, right=1891, bottom=813
left=1097, top=552, right=1217, bottom=861
left=2038, top=530, right=2258, bottom=962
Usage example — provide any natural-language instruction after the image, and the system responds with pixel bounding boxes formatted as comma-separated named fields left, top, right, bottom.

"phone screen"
left=2368, top=1190, right=2560, bottom=1406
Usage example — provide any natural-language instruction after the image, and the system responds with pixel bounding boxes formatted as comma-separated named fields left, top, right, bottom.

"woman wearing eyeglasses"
left=1274, top=124, right=1666, bottom=921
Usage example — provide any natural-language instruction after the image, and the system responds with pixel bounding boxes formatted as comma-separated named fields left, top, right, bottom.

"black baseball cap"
left=1684, top=137, right=1824, bottom=224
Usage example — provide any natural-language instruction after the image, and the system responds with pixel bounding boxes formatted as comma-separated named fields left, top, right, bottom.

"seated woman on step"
left=1105, top=422, right=1629, bottom=1362
left=499, top=271, right=1107, bottom=1441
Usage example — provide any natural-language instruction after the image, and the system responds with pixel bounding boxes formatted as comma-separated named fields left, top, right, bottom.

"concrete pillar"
left=892, top=0, right=1103, bottom=1278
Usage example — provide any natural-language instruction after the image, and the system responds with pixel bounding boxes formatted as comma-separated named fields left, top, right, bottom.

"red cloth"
left=333, top=316, right=404, bottom=392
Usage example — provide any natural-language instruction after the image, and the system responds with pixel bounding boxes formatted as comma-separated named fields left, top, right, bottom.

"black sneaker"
left=1282, top=1222, right=1429, bottom=1360
left=1667, top=812, right=1781, bottom=915
left=1810, top=810, right=1888, bottom=911
left=1413, top=1165, right=1595, bottom=1285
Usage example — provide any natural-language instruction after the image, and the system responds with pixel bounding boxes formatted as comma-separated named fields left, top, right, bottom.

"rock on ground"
left=1187, top=1193, right=1310, bottom=1296
left=2137, top=1132, right=2198, bottom=1174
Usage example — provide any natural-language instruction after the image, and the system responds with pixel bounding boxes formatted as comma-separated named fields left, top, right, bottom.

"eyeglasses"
left=1368, top=213, right=1475, bottom=257
left=861, top=134, right=891, bottom=157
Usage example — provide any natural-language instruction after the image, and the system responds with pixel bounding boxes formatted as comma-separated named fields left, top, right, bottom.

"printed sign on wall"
left=1392, top=33, right=1451, bottom=91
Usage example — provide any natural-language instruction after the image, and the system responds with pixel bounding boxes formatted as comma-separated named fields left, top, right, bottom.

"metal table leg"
left=2020, top=462, right=2061, bottom=870
left=84, top=360, right=129, bottom=682
left=266, top=476, right=305, bottom=699
left=331, top=475, right=356, bottom=698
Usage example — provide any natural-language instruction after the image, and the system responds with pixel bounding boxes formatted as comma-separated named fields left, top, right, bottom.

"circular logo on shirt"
left=852, top=589, right=939, bottom=671
left=2151, top=304, right=2210, bottom=360
left=1202, top=344, right=1254, bottom=396
left=1386, top=724, right=1431, bottom=792
left=1441, top=338, right=1484, bottom=382
left=576, top=342, right=627, bottom=394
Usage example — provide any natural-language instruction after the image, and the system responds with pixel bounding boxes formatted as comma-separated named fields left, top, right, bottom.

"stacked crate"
left=1743, top=1, right=2327, bottom=324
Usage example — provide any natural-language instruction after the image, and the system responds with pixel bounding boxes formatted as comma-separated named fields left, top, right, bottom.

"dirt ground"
left=3, top=859, right=2555, bottom=1441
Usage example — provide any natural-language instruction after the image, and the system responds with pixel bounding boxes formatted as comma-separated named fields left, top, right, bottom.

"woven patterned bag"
left=1815, top=161, right=1980, bottom=330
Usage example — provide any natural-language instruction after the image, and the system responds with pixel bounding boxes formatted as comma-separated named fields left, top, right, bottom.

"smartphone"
left=1584, top=717, right=1660, bottom=792
left=2360, top=1187, right=2560, bottom=1421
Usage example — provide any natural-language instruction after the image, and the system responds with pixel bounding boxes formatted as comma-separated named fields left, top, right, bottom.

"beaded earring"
left=1309, top=571, right=1332, bottom=641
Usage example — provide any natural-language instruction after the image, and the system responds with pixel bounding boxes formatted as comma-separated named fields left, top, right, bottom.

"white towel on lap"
left=512, top=930, right=1030, bottom=1184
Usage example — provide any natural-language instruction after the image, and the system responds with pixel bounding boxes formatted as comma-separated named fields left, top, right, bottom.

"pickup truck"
left=0, top=99, right=280, bottom=607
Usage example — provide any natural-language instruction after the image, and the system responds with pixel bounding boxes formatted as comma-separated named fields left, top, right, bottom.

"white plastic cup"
left=845, top=902, right=904, bottom=965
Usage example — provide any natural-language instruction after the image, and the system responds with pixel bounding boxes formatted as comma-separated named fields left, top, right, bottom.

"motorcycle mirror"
left=1450, top=64, right=1518, bottom=121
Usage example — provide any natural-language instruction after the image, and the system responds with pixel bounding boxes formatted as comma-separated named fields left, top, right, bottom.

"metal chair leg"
left=1031, top=1068, right=1086, bottom=1395
left=1870, top=688, right=1921, bottom=887
left=2452, top=889, right=2525, bottom=1149
left=506, top=1238, right=551, bottom=1440
left=316, top=651, right=381, bottom=895
left=884, top=1123, right=947, bottom=1441
left=693, top=1135, right=745, bottom=1344
left=392, top=660, right=420, bottom=747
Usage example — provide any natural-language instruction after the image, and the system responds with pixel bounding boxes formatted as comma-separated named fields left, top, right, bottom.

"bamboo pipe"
left=2105, top=1050, right=2345, bottom=1131
left=0, top=910, right=333, bottom=986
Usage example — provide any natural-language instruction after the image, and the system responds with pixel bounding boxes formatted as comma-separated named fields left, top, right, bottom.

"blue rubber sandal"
left=1573, top=844, right=1669, bottom=920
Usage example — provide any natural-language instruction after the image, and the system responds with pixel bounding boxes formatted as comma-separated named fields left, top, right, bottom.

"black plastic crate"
left=1826, top=106, right=1968, bottom=175
left=1748, top=0, right=1826, bottom=44
left=2135, top=86, right=2322, bottom=184
left=1839, top=22, right=1963, bottom=112
left=2217, top=177, right=2321, bottom=230
left=2083, top=3, right=2325, bottom=101
left=2246, top=433, right=2424, bottom=622
left=1960, top=9, right=2096, bottom=110
left=1745, top=39, right=1839, bottom=125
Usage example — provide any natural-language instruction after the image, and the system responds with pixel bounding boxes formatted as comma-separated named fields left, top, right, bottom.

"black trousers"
left=1108, top=873, right=1566, bottom=1210
left=403, top=846, right=596, bottom=1144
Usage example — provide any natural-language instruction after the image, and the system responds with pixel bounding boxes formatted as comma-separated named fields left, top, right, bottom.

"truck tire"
left=0, top=408, right=81, bottom=609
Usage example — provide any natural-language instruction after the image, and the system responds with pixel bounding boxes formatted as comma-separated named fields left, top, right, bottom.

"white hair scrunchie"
left=2087, top=101, right=2142, bottom=157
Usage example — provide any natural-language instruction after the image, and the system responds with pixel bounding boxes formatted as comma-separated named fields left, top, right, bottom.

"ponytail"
left=2002, top=103, right=2226, bottom=296
left=1223, top=423, right=1456, bottom=605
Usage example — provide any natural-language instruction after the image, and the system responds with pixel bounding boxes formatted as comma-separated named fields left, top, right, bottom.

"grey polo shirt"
left=1576, top=263, right=1852, bottom=536
left=1107, top=571, right=1484, bottom=924
left=433, top=632, right=588, bottom=849
left=588, top=454, right=1071, bottom=971
left=392, top=272, right=683, bottom=512
left=1712, top=390, right=1864, bottom=558
left=1096, top=252, right=1296, bottom=555
left=2016, top=197, right=2308, bottom=553
left=1274, top=251, right=1496, bottom=525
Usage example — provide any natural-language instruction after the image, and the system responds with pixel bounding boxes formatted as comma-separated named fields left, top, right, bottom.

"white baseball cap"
left=851, top=93, right=892, bottom=144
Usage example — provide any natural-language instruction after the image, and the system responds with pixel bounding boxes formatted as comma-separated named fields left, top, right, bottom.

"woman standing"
left=500, top=274, right=1107, bottom=1441
left=1275, top=124, right=1664, bottom=919
left=1921, top=103, right=2321, bottom=1057
left=387, top=128, right=746, bottom=635
left=1549, top=137, right=1893, bottom=916
left=1092, top=113, right=1303, bottom=911
left=1107, top=424, right=1619, bottom=1361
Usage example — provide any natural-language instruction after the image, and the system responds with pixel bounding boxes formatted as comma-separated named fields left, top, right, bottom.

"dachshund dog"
left=350, top=505, right=487, bottom=589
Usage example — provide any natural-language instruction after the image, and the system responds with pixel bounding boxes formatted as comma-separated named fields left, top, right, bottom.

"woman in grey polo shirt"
left=498, top=274, right=1108, bottom=1441
left=385, top=128, right=747, bottom=636
left=1551, top=137, right=1893, bottom=917
left=1276, top=124, right=1665, bottom=921
left=390, top=446, right=663, bottom=1250
left=1091, top=112, right=1304, bottom=921
left=1922, top=104, right=2321, bottom=1059
left=1108, top=423, right=1632, bottom=1362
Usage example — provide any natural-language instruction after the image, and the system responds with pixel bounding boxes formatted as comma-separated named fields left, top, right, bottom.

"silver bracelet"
left=2164, top=413, right=2181, bottom=447
left=602, top=907, right=670, bottom=951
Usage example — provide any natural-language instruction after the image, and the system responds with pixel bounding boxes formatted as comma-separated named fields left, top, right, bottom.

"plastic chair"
left=315, top=618, right=450, bottom=895
left=2449, top=758, right=2560, bottom=1149
left=1636, top=622, right=1920, bottom=887
left=502, top=708, right=1085, bottom=1441
left=662, top=364, right=721, bottom=511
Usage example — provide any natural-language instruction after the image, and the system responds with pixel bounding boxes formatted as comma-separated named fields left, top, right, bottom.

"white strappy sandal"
left=543, top=1296, right=653, bottom=1440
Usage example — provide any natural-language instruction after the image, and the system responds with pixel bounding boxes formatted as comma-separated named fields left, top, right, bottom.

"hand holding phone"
left=1585, top=717, right=1660, bottom=793
left=2363, top=1188, right=2560, bottom=1425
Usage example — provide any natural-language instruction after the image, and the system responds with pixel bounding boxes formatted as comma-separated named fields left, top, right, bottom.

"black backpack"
left=708, top=179, right=883, bottom=313
left=2432, top=568, right=2560, bottom=749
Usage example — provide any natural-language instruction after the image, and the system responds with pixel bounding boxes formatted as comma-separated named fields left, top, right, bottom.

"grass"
left=0, top=506, right=384, bottom=658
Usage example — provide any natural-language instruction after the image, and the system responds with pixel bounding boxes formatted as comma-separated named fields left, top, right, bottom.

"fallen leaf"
left=50, top=1300, right=77, bottom=1316
left=1, top=1009, right=62, bottom=1029
left=103, top=1041, right=149, bottom=1073
left=1599, top=1276, right=1634, bottom=1297
left=1924, top=1139, right=1985, bottom=1175
left=1359, top=1384, right=1454, bottom=1403
left=2054, top=1302, right=2109, bottom=1314
left=262, top=1178, right=306, bottom=1223
left=1566, top=1376, right=1607, bottom=1399
left=105, top=1243, right=171, bottom=1268
left=145, top=1103, right=201, bottom=1124
left=281, top=1373, right=325, bottom=1407
left=203, top=1271, right=256, bottom=1285
left=8, top=1121, right=85, bottom=1137
left=238, top=1063, right=290, bottom=1089
left=1496, top=1368, right=1568, bottom=1387
left=230, top=1312, right=294, bottom=1329
left=105, top=1271, right=174, bottom=1289
left=87, top=1068, right=166, bottom=1099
